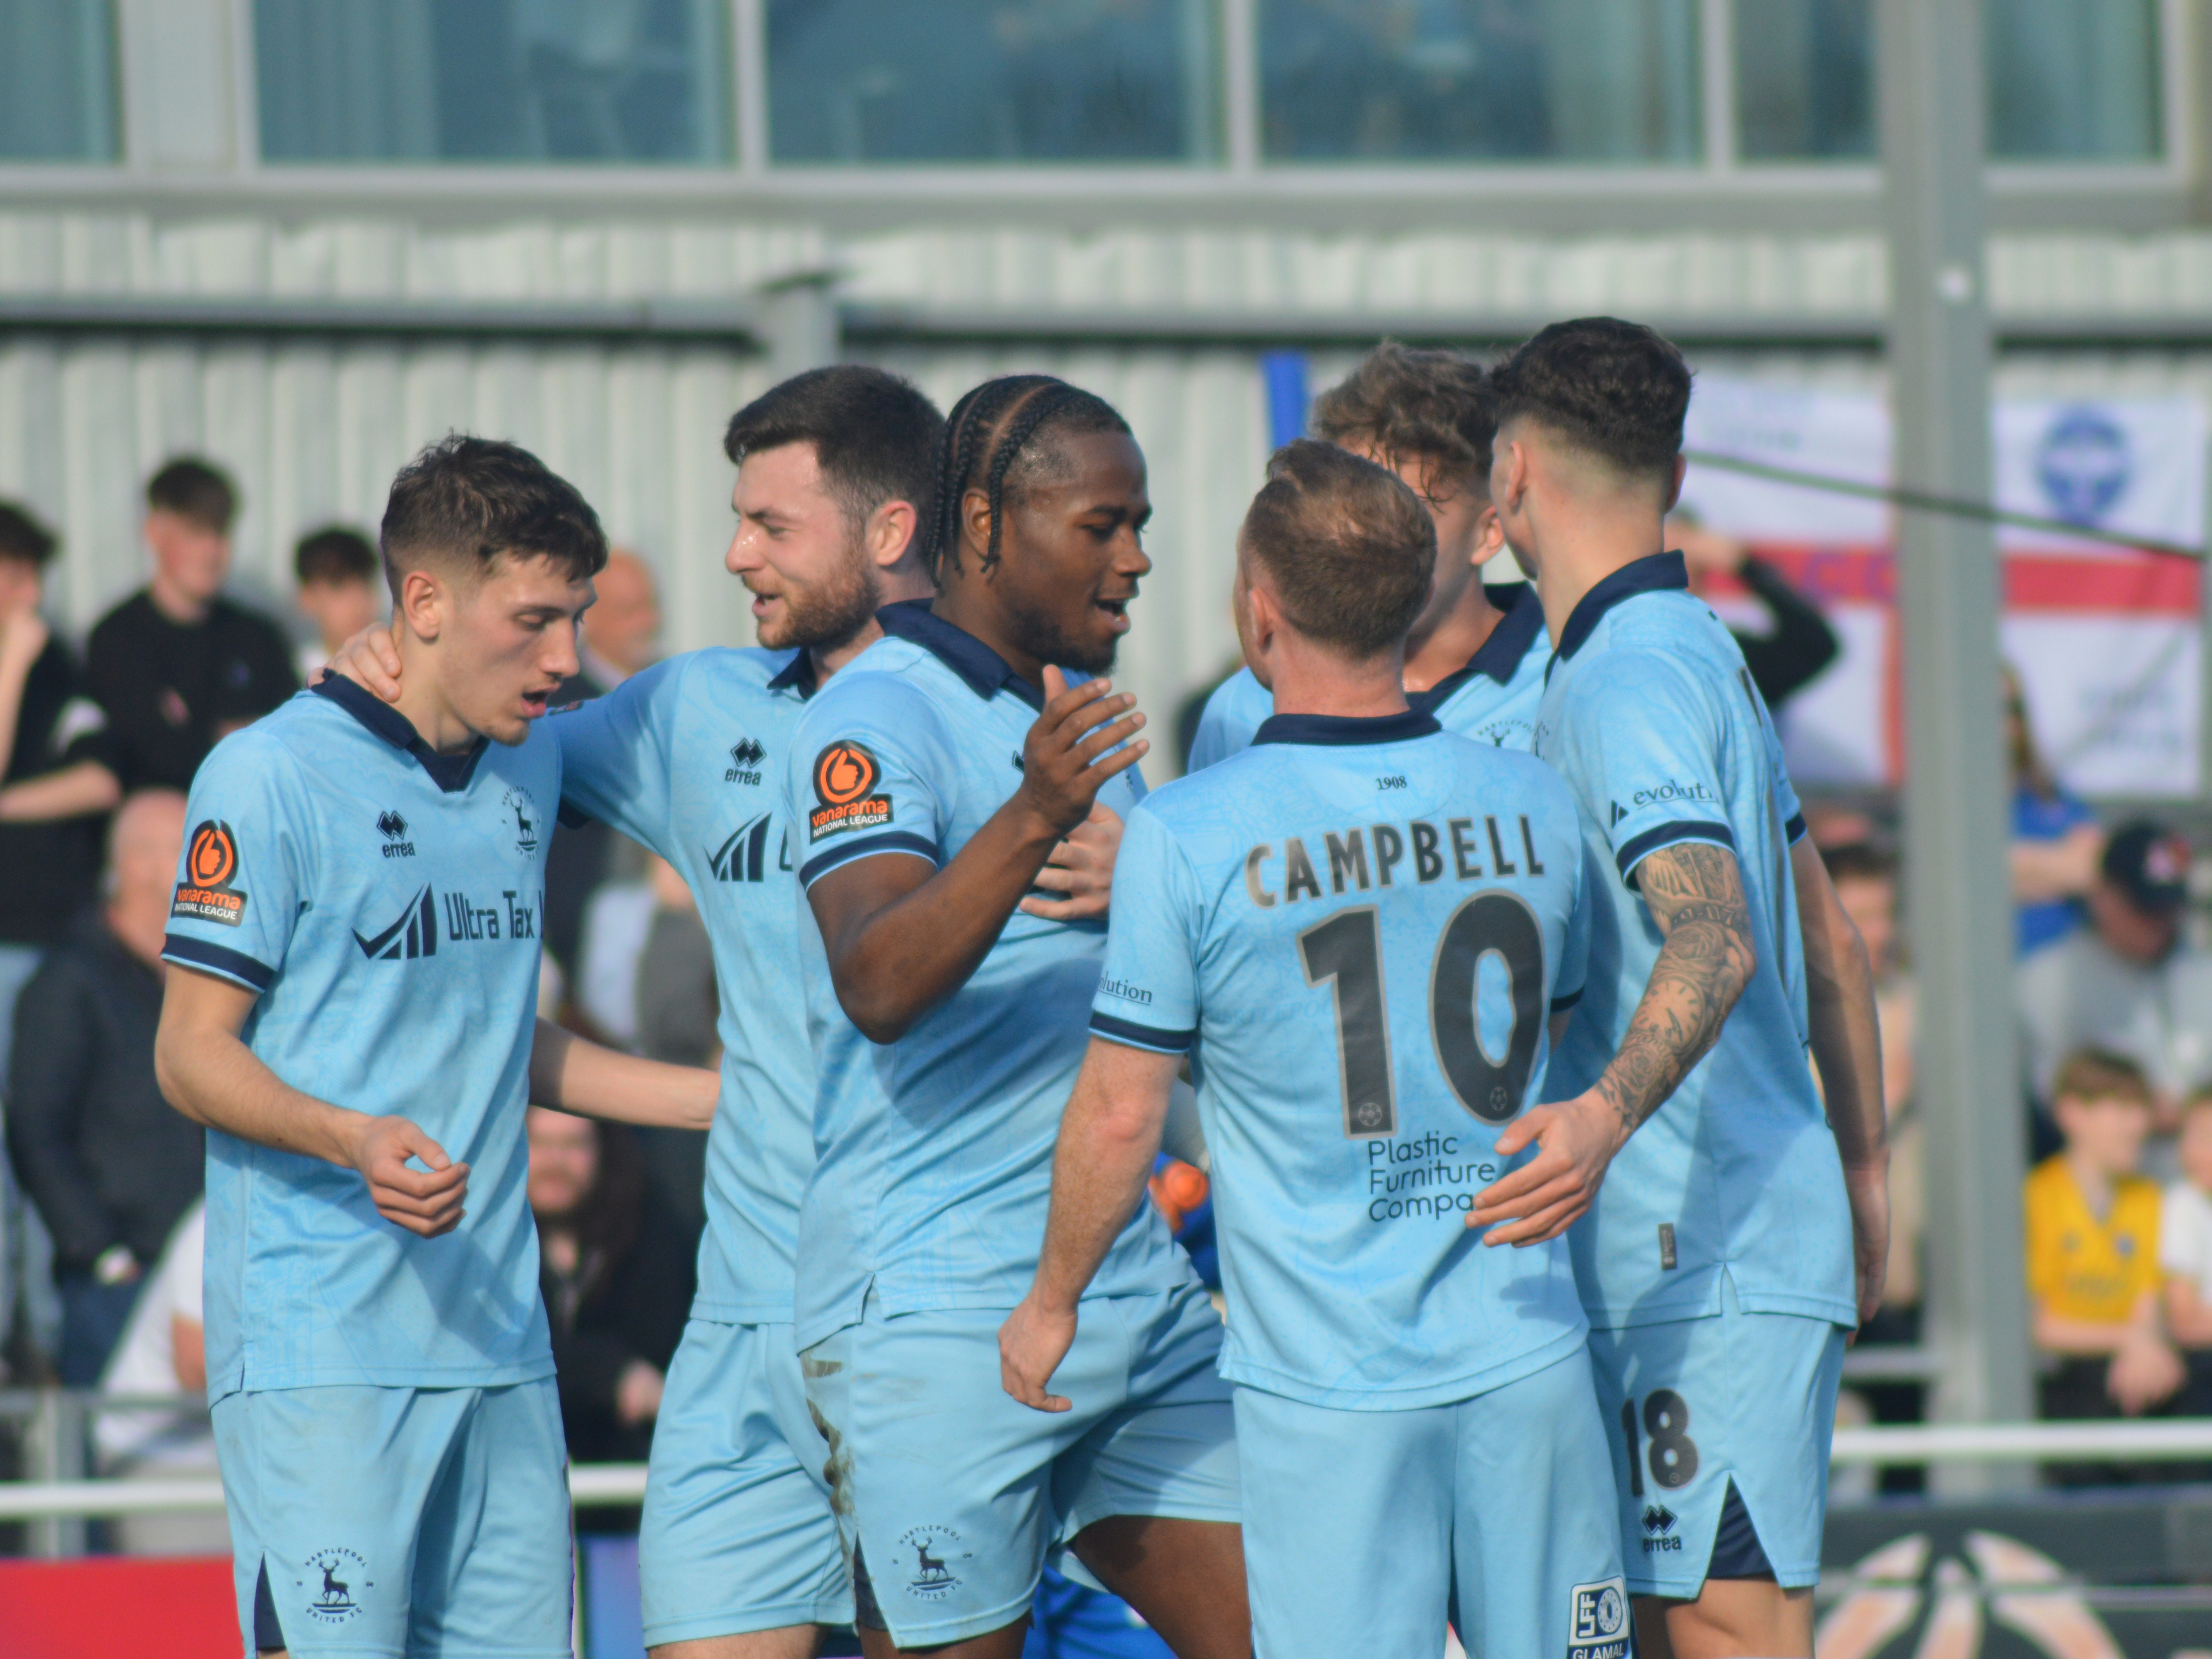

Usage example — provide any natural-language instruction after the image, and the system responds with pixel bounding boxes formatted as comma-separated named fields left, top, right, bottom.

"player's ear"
left=396, top=565, right=446, bottom=643
left=1468, top=501, right=1506, bottom=569
left=957, top=486, right=993, bottom=572
left=1664, top=454, right=1688, bottom=514
left=867, top=497, right=920, bottom=570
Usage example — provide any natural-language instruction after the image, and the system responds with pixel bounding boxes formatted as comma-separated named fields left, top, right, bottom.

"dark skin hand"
left=1470, top=842, right=1758, bottom=1244
left=807, top=428, right=1154, bottom=1045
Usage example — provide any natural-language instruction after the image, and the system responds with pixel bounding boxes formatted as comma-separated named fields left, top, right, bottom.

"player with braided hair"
left=782, top=375, right=1248, bottom=1656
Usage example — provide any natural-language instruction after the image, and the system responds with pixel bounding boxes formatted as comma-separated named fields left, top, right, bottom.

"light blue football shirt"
left=1091, top=707, right=1595, bottom=1410
left=1186, top=583, right=1549, bottom=772
left=1533, top=552, right=1853, bottom=1331
left=550, top=647, right=815, bottom=1324
left=782, top=602, right=1192, bottom=1348
left=161, top=679, right=560, bottom=1399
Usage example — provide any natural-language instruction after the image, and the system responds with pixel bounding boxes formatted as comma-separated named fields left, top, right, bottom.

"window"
left=1734, top=0, right=1872, bottom=161
left=768, top=0, right=1219, bottom=163
left=1258, top=0, right=1700, bottom=163
left=1987, top=0, right=2162, bottom=161
left=0, top=0, right=118, bottom=161
left=254, top=0, right=730, bottom=163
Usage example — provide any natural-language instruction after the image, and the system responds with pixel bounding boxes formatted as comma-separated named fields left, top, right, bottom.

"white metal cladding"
left=9, top=208, right=2212, bottom=766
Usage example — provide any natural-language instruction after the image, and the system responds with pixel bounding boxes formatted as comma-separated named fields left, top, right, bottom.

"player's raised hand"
left=998, top=1295, right=1077, bottom=1413
left=1466, top=1093, right=1627, bottom=1247
left=1020, top=801, right=1124, bottom=921
left=1014, top=666, right=1147, bottom=840
left=324, top=621, right=406, bottom=703
left=348, top=1115, right=470, bottom=1237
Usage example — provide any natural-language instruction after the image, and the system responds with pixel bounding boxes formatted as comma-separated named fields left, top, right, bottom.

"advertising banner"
left=1677, top=380, right=2205, bottom=798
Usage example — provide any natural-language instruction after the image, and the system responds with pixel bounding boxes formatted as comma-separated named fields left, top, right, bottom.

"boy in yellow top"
left=2026, top=1049, right=2184, bottom=1482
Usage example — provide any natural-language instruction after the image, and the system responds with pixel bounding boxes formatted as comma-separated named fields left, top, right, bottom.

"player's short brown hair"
left=1311, top=342, right=1493, bottom=496
left=0, top=501, right=58, bottom=568
left=294, top=525, right=379, bottom=588
left=1487, top=317, right=1691, bottom=486
left=380, top=435, right=607, bottom=601
left=1239, top=438, right=1435, bottom=661
left=146, top=457, right=238, bottom=533
left=2052, top=1048, right=2152, bottom=1108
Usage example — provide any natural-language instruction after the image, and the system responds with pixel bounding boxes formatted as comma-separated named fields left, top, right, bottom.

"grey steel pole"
left=1879, top=0, right=2033, bottom=1485
left=761, top=272, right=841, bottom=380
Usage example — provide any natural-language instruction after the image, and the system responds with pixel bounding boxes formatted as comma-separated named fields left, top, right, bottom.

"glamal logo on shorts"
left=900, top=1525, right=969, bottom=1602
left=298, top=1547, right=371, bottom=1625
left=172, top=819, right=248, bottom=927
left=808, top=741, right=892, bottom=843
left=1567, top=1576, right=1629, bottom=1659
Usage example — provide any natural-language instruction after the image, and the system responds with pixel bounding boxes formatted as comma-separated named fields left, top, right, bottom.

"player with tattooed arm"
left=1469, top=320, right=1888, bottom=1659
left=1001, top=440, right=1627, bottom=1659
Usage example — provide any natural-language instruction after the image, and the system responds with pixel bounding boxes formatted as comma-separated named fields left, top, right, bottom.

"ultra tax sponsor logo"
left=726, top=736, right=767, bottom=784
left=172, top=819, right=248, bottom=927
left=353, top=886, right=537, bottom=958
left=807, top=740, right=892, bottom=843
left=1567, top=1577, right=1629, bottom=1659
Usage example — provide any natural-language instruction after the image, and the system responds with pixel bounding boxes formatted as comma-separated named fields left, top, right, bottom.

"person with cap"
left=2018, top=820, right=2212, bottom=1161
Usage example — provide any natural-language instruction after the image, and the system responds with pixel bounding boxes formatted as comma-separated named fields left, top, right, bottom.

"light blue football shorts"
left=212, top=1378, right=571, bottom=1658
left=1583, top=1277, right=1848, bottom=1598
left=638, top=1317, right=853, bottom=1645
left=800, top=1282, right=1241, bottom=1650
left=1233, top=1347, right=1628, bottom=1659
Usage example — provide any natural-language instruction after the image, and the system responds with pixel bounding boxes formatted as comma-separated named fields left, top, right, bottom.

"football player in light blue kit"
left=1001, top=440, right=1629, bottom=1659
left=1188, top=343, right=1547, bottom=771
left=155, top=438, right=718, bottom=1659
left=1467, top=321, right=1889, bottom=1659
left=786, top=376, right=1247, bottom=1658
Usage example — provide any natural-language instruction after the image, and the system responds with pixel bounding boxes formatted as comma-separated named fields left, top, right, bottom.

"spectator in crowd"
left=526, top=1105, right=692, bottom=1519
left=2017, top=821, right=2212, bottom=1154
left=84, top=458, right=298, bottom=793
left=6, top=790, right=202, bottom=1383
left=290, top=524, right=383, bottom=685
left=96, top=1199, right=226, bottom=1555
left=2026, top=1050, right=2184, bottom=1484
left=2159, top=1088, right=2212, bottom=1412
left=542, top=548, right=662, bottom=981
left=2007, top=664, right=2104, bottom=956
left=1667, top=507, right=1839, bottom=710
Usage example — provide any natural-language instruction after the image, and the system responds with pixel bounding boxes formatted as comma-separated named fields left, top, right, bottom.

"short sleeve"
left=1088, top=805, right=1201, bottom=1054
left=161, top=735, right=315, bottom=994
left=550, top=660, right=679, bottom=855
left=1558, top=649, right=1733, bottom=887
left=787, top=673, right=952, bottom=889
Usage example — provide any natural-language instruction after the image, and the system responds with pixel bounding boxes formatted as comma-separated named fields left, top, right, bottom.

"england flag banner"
left=1678, top=380, right=2204, bottom=799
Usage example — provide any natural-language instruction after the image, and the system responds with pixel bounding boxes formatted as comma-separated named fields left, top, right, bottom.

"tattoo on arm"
left=1595, top=843, right=1758, bottom=1136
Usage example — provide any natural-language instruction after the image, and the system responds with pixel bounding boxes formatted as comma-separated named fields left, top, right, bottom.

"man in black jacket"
left=85, top=458, right=298, bottom=793
left=7, top=789, right=202, bottom=1383
left=1670, top=507, right=1841, bottom=712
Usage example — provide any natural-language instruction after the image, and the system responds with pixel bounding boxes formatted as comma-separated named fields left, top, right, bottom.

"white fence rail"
left=4, top=1421, right=2212, bottom=1522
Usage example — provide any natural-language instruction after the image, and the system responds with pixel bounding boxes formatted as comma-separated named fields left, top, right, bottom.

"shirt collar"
left=876, top=599, right=1046, bottom=712
left=1409, top=582, right=1545, bottom=712
left=313, top=675, right=489, bottom=794
left=1251, top=707, right=1442, bottom=748
left=1554, top=551, right=1689, bottom=664
left=764, top=648, right=818, bottom=698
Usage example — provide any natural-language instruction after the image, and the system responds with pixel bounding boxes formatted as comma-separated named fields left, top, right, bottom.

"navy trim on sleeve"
left=1089, top=1011, right=1196, bottom=1054
left=1549, top=986, right=1584, bottom=1013
left=1615, top=819, right=1737, bottom=882
left=1785, top=811, right=1807, bottom=844
left=798, top=830, right=941, bottom=889
left=162, top=933, right=276, bottom=992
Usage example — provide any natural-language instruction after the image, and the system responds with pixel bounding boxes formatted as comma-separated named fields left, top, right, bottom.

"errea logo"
left=377, top=810, right=415, bottom=858
left=726, top=737, right=766, bottom=785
